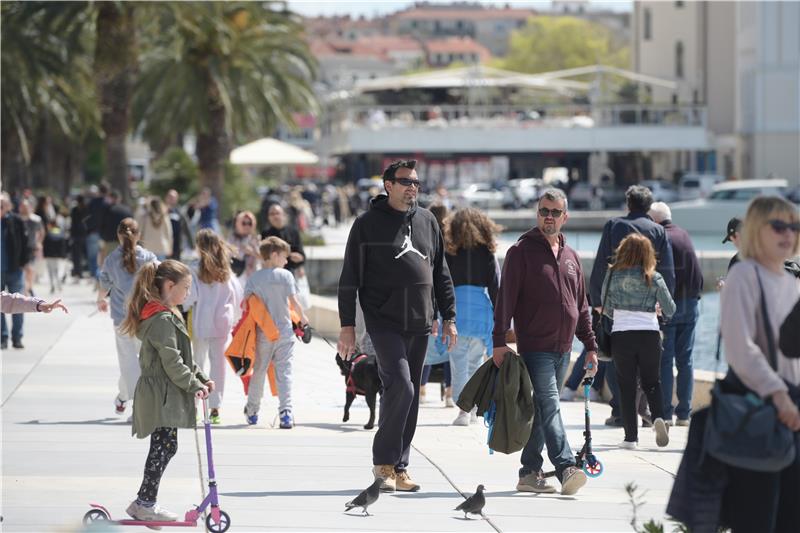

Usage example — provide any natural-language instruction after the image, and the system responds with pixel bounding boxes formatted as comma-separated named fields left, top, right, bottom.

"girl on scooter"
left=119, top=260, right=214, bottom=524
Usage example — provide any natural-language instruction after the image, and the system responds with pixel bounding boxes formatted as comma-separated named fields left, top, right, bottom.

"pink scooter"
left=83, top=399, right=231, bottom=532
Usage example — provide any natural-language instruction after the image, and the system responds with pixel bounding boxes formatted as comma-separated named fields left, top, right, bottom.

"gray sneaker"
left=126, top=501, right=179, bottom=522
left=516, top=470, right=556, bottom=493
left=653, top=417, right=670, bottom=447
left=559, top=466, right=588, bottom=496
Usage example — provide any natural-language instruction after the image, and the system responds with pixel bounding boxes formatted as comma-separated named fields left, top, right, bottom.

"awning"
left=230, top=138, right=319, bottom=166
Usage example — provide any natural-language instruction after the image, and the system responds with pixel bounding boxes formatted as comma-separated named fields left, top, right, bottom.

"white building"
left=632, top=1, right=799, bottom=184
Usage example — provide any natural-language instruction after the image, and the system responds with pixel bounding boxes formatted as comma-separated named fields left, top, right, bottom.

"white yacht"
left=669, top=179, right=795, bottom=234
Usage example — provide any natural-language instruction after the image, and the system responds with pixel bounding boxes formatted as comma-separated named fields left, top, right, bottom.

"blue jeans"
left=86, top=232, right=101, bottom=279
left=564, top=348, right=606, bottom=392
left=1, top=269, right=25, bottom=342
left=447, top=336, right=486, bottom=407
left=661, top=298, right=699, bottom=420
left=520, top=351, right=575, bottom=479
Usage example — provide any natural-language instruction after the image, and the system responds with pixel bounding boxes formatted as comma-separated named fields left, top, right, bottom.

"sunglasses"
left=239, top=220, right=253, bottom=226
left=538, top=207, right=564, bottom=218
left=768, top=219, right=800, bottom=234
left=391, top=178, right=421, bottom=188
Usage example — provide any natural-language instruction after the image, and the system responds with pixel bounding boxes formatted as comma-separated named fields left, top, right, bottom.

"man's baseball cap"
left=722, top=217, right=742, bottom=243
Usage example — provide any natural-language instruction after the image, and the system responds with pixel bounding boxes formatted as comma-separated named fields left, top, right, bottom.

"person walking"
left=589, top=185, right=675, bottom=427
left=119, top=260, right=213, bottom=526
left=18, top=199, right=44, bottom=297
left=261, top=203, right=308, bottom=308
left=97, top=218, right=158, bottom=417
left=649, top=202, right=703, bottom=426
left=718, top=196, right=800, bottom=533
left=84, top=184, right=109, bottom=281
left=1, top=192, right=31, bottom=349
left=164, top=190, right=193, bottom=261
left=98, top=190, right=133, bottom=267
left=69, top=195, right=89, bottom=280
left=243, top=237, right=309, bottom=429
left=228, top=211, right=261, bottom=284
left=492, top=188, right=597, bottom=496
left=442, top=207, right=500, bottom=426
left=601, top=233, right=675, bottom=449
left=337, top=159, right=456, bottom=493
left=137, top=197, right=173, bottom=261
left=184, top=229, right=242, bottom=425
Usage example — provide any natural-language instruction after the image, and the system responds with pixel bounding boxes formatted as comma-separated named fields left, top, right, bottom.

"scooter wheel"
left=83, top=509, right=110, bottom=525
left=206, top=510, right=231, bottom=533
left=583, top=459, right=604, bottom=478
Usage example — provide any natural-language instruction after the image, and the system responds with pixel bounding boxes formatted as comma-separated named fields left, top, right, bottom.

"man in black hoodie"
left=338, top=159, right=456, bottom=493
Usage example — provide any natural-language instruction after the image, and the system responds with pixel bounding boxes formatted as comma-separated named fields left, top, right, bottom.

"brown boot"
left=395, top=470, right=420, bottom=492
left=372, top=465, right=396, bottom=492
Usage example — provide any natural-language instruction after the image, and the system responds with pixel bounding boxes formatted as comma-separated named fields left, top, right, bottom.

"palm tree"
left=132, top=2, right=317, bottom=202
left=1, top=2, right=96, bottom=190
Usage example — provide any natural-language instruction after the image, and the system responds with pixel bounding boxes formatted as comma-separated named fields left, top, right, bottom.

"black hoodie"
left=338, top=195, right=455, bottom=335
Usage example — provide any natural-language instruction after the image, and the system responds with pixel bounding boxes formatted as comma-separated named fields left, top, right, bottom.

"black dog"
left=335, top=353, right=382, bottom=430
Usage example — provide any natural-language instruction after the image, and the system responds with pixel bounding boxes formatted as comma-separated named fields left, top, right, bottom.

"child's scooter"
left=83, top=398, right=231, bottom=532
left=544, top=364, right=604, bottom=479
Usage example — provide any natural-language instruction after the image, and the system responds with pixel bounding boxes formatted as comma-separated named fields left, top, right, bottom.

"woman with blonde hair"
left=719, top=195, right=800, bottom=532
left=137, top=197, right=173, bottom=260
left=601, top=233, right=675, bottom=449
left=228, top=211, right=261, bottom=284
left=442, top=207, right=501, bottom=425
left=98, top=218, right=158, bottom=417
left=184, top=229, right=242, bottom=424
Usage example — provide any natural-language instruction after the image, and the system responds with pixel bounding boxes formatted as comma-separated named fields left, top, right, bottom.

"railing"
left=326, top=104, right=707, bottom=132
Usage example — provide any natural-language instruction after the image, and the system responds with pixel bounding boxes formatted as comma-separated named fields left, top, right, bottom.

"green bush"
left=220, top=162, right=262, bottom=223
left=149, top=148, right=200, bottom=199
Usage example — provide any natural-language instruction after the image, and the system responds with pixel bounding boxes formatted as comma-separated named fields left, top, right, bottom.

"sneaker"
left=641, top=415, right=653, bottom=428
left=675, top=418, right=690, bottom=427
left=516, top=470, right=556, bottom=493
left=604, top=416, right=623, bottom=427
left=209, top=409, right=221, bottom=425
left=559, top=388, right=576, bottom=402
left=12, top=340, right=24, bottom=349
left=452, top=411, right=470, bottom=426
left=395, top=470, right=420, bottom=492
left=126, top=500, right=178, bottom=522
left=279, top=410, right=294, bottom=429
left=469, top=410, right=478, bottom=425
left=559, top=466, right=588, bottom=496
left=619, top=440, right=638, bottom=450
left=114, top=396, right=126, bottom=415
left=372, top=464, right=396, bottom=492
left=445, top=396, right=455, bottom=408
left=244, top=407, right=258, bottom=425
left=0, top=339, right=7, bottom=350
left=653, top=417, right=670, bottom=447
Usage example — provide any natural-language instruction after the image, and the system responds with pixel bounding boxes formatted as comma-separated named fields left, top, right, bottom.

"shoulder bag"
left=703, top=266, right=796, bottom=472
left=594, top=270, right=614, bottom=362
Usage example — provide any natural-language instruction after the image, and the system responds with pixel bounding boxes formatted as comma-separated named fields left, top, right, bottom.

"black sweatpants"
left=611, top=330, right=665, bottom=442
left=368, top=327, right=429, bottom=471
left=137, top=427, right=178, bottom=503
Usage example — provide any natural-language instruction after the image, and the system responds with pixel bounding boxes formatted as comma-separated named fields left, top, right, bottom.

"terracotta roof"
left=394, top=7, right=534, bottom=21
left=310, top=36, right=423, bottom=60
left=425, top=36, right=491, bottom=60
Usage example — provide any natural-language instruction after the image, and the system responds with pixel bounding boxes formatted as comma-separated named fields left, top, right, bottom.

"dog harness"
left=345, top=353, right=370, bottom=395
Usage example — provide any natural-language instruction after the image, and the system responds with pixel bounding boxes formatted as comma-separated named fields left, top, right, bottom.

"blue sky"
left=288, top=0, right=632, bottom=18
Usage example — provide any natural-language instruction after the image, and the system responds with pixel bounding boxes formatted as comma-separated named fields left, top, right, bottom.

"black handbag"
left=594, top=271, right=614, bottom=362
left=703, top=266, right=797, bottom=472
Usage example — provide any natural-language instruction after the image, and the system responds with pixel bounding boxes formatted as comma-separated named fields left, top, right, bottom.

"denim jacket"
left=600, top=266, right=676, bottom=321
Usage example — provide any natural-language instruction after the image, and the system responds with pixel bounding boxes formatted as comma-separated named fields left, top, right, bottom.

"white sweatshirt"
left=185, top=266, right=243, bottom=340
left=720, top=259, right=800, bottom=398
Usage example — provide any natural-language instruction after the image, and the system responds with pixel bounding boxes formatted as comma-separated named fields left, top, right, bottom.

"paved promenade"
left=2, top=281, right=688, bottom=532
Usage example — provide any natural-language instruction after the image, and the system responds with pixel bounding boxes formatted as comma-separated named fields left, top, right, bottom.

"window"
left=675, top=41, right=684, bottom=78
left=643, top=8, right=652, bottom=40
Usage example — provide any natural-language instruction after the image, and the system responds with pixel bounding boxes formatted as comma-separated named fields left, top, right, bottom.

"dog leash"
left=306, top=326, right=339, bottom=352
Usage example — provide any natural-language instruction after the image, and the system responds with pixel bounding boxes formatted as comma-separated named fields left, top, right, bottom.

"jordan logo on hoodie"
left=394, top=223, right=427, bottom=260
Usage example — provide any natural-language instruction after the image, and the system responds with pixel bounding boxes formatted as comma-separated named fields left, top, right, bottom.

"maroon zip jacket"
left=492, top=227, right=597, bottom=354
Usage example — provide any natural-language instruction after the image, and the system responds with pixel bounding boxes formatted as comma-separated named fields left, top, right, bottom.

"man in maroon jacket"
left=492, top=188, right=598, bottom=496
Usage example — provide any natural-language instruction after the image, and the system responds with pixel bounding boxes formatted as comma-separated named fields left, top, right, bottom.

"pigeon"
left=345, top=478, right=382, bottom=516
left=454, top=484, right=486, bottom=519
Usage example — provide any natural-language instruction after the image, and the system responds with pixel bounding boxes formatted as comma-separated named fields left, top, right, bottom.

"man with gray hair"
left=589, top=185, right=675, bottom=426
left=493, top=187, right=597, bottom=496
left=649, top=201, right=702, bottom=426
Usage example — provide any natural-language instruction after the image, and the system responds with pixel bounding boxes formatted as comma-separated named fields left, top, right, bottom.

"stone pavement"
left=1, top=281, right=688, bottom=532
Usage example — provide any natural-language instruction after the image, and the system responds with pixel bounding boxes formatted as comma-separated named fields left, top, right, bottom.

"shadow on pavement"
left=222, top=489, right=360, bottom=498
left=19, top=418, right=126, bottom=426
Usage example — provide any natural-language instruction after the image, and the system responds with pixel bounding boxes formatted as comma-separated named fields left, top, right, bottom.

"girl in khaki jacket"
left=119, top=260, right=213, bottom=525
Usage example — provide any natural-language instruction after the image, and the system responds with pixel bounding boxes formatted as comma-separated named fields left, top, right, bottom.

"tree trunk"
left=94, top=2, right=137, bottom=205
left=195, top=80, right=228, bottom=204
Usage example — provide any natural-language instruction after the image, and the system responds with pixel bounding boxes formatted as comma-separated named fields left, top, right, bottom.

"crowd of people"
left=2, top=164, right=799, bottom=531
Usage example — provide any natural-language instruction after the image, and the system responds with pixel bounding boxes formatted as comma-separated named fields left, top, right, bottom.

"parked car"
left=678, top=173, right=725, bottom=201
left=640, top=180, right=679, bottom=203
left=458, top=183, right=513, bottom=210
left=507, top=178, right=541, bottom=207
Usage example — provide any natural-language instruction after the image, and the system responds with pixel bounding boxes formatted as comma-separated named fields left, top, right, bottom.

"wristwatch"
left=442, top=318, right=456, bottom=325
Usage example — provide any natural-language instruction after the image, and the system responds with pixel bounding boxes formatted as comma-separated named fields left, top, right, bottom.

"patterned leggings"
left=137, top=427, right=178, bottom=503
